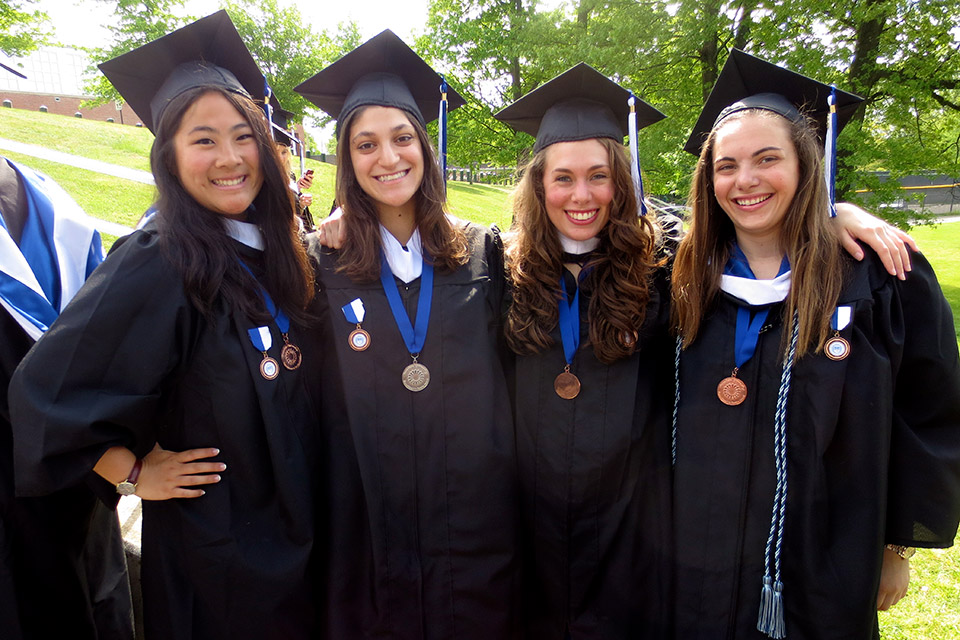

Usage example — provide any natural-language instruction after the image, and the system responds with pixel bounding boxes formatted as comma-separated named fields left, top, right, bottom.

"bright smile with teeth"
left=377, top=170, right=409, bottom=183
left=212, top=177, right=245, bottom=187
left=566, top=209, right=598, bottom=222
left=734, top=194, right=772, bottom=206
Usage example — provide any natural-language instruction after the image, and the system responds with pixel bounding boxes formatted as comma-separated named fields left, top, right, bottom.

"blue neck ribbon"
left=379, top=252, right=434, bottom=356
left=725, top=245, right=790, bottom=370
left=557, top=275, right=580, bottom=366
left=239, top=262, right=290, bottom=348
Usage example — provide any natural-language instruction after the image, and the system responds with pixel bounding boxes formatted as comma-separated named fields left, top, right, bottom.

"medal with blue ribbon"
left=825, top=305, right=852, bottom=360
left=240, top=262, right=301, bottom=378
left=380, top=252, right=434, bottom=392
left=342, top=298, right=370, bottom=351
left=718, top=248, right=790, bottom=406
left=554, top=274, right=581, bottom=399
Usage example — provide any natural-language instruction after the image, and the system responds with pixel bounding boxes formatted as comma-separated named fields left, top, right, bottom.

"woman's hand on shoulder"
left=833, top=202, right=918, bottom=280
left=316, top=206, right=346, bottom=249
left=876, top=546, right=911, bottom=611
left=136, top=443, right=225, bottom=500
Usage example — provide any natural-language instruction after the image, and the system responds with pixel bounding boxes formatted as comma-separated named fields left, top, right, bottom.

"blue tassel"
left=758, top=576, right=787, bottom=639
left=757, top=575, right=774, bottom=633
left=770, top=580, right=786, bottom=639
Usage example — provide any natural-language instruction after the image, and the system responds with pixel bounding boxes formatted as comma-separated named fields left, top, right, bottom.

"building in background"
left=1, top=46, right=145, bottom=125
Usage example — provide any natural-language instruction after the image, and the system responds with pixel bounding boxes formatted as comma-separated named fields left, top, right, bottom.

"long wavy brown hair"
left=151, top=86, right=314, bottom=325
left=333, top=106, right=468, bottom=283
left=505, top=137, right=656, bottom=364
left=671, top=109, right=845, bottom=357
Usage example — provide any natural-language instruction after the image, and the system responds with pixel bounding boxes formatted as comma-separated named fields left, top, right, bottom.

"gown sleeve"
left=11, top=229, right=197, bottom=497
left=883, top=251, right=960, bottom=547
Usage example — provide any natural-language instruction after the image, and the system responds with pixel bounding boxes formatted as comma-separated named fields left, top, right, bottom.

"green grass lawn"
left=4, top=108, right=958, bottom=638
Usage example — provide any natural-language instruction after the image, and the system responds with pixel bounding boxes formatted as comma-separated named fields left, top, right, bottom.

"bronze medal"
left=402, top=361, right=430, bottom=392
left=260, top=354, right=280, bottom=380
left=281, top=338, right=301, bottom=370
left=349, top=326, right=371, bottom=352
left=554, top=368, right=581, bottom=400
left=717, top=375, right=747, bottom=406
left=825, top=334, right=850, bottom=361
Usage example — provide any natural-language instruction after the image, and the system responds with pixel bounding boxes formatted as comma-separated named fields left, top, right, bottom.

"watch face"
left=116, top=481, right=137, bottom=496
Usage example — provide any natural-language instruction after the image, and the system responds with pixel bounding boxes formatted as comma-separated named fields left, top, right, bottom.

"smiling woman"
left=295, top=30, right=521, bottom=638
left=10, top=12, right=324, bottom=640
left=670, top=50, right=960, bottom=640
left=172, top=92, right=263, bottom=219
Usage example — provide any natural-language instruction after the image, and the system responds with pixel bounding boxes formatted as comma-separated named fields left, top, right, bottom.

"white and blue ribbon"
left=341, top=298, right=366, bottom=325
left=628, top=93, right=648, bottom=217
left=824, top=86, right=838, bottom=218
left=0, top=160, right=103, bottom=341
left=831, top=305, right=851, bottom=331
left=247, top=325, right=273, bottom=352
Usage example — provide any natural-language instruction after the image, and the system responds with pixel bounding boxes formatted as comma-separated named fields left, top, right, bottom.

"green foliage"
left=82, top=0, right=361, bottom=129
left=422, top=0, right=960, bottom=218
left=223, top=0, right=361, bottom=127
left=82, top=0, right=196, bottom=105
left=0, top=0, right=49, bottom=57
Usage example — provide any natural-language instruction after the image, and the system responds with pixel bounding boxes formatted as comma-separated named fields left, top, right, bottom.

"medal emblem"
left=554, top=369, right=581, bottom=400
left=281, top=341, right=302, bottom=370
left=260, top=355, right=280, bottom=380
left=349, top=327, right=371, bottom=351
left=717, top=375, right=747, bottom=406
left=402, top=361, right=430, bottom=392
left=825, top=335, right=850, bottom=361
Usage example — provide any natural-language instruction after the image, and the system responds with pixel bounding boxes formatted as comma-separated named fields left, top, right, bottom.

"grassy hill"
left=2, top=106, right=958, bottom=639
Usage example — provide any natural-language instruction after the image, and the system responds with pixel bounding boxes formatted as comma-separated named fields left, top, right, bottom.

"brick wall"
left=0, top=91, right=148, bottom=127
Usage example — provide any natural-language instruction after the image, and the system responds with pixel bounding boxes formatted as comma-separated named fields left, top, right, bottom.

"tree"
left=423, top=0, right=960, bottom=219
left=223, top=0, right=361, bottom=128
left=0, top=0, right=49, bottom=58
left=83, top=0, right=195, bottom=105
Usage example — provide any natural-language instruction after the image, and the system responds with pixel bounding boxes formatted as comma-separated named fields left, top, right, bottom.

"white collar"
left=222, top=217, right=264, bottom=251
left=558, top=232, right=600, bottom=255
left=380, top=225, right=423, bottom=283
left=720, top=271, right=792, bottom=306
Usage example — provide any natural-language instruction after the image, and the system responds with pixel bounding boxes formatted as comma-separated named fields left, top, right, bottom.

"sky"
left=39, top=0, right=433, bottom=50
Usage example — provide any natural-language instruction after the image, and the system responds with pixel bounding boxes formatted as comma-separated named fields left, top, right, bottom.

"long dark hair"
left=333, top=106, right=467, bottom=283
left=150, top=87, right=314, bottom=324
left=505, top=138, right=656, bottom=364
left=671, top=109, right=845, bottom=357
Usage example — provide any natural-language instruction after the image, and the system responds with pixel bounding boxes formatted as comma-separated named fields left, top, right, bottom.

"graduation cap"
left=685, top=49, right=864, bottom=217
left=684, top=49, right=863, bottom=156
left=494, top=62, right=664, bottom=152
left=294, top=30, right=465, bottom=132
left=494, top=62, right=665, bottom=215
left=98, top=10, right=267, bottom=133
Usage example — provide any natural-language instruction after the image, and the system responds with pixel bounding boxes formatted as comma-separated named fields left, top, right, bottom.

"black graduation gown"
left=3, top=310, right=133, bottom=640
left=511, top=268, right=674, bottom=639
left=10, top=228, right=323, bottom=640
left=308, top=221, right=521, bottom=639
left=672, top=252, right=960, bottom=639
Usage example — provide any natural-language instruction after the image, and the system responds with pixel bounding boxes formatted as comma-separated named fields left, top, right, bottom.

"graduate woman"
left=295, top=32, right=520, bottom=638
left=493, top=64, right=675, bottom=639
left=11, top=13, right=322, bottom=639
left=670, top=50, right=960, bottom=639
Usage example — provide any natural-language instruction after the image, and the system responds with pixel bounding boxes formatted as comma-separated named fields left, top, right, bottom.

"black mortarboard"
left=493, top=63, right=665, bottom=153
left=294, top=30, right=465, bottom=135
left=684, top=49, right=863, bottom=155
left=98, top=10, right=266, bottom=133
